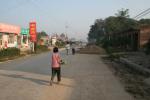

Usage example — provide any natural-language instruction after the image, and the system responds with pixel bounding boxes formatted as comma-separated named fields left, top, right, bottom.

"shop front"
left=21, top=28, right=30, bottom=49
left=0, top=23, right=20, bottom=49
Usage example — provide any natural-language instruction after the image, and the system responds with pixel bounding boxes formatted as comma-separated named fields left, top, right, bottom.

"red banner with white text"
left=29, top=22, right=37, bottom=42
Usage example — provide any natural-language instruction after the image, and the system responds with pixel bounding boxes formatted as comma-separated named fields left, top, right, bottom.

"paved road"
left=0, top=51, right=134, bottom=100
left=0, top=51, right=66, bottom=75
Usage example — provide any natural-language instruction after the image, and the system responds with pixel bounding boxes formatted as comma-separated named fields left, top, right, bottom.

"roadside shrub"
left=0, top=47, right=20, bottom=58
left=36, top=45, right=49, bottom=52
left=55, top=41, right=65, bottom=48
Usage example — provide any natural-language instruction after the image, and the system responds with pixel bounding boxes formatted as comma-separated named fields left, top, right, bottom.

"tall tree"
left=88, top=19, right=105, bottom=42
left=88, top=9, right=139, bottom=44
left=105, top=9, right=138, bottom=34
left=37, top=31, right=48, bottom=40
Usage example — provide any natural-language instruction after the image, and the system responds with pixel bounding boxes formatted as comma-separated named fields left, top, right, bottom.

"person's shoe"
left=49, top=80, right=52, bottom=86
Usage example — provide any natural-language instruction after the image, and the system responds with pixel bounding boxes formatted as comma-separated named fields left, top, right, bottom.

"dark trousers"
left=51, top=67, right=61, bottom=82
left=72, top=48, right=75, bottom=55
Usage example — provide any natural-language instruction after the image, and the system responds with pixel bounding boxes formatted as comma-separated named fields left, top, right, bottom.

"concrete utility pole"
left=65, top=25, right=68, bottom=39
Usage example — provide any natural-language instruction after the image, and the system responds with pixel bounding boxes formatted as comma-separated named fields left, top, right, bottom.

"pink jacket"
left=51, top=53, right=61, bottom=68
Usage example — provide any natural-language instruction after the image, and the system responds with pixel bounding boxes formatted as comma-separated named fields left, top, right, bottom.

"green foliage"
left=88, top=9, right=138, bottom=44
left=37, top=31, right=48, bottom=40
left=0, top=48, right=20, bottom=58
left=55, top=40, right=66, bottom=48
left=115, top=8, right=129, bottom=18
left=101, top=36, right=112, bottom=48
left=36, top=45, right=49, bottom=52
left=139, top=19, right=150, bottom=25
left=108, top=53, right=121, bottom=61
left=105, top=47, right=122, bottom=61
left=88, top=19, right=105, bottom=43
left=105, top=16, right=138, bottom=34
left=88, top=8, right=140, bottom=52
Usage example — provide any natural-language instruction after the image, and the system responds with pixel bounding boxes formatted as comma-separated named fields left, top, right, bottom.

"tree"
left=105, top=8, right=138, bottom=34
left=115, top=8, right=129, bottom=18
left=88, top=8, right=139, bottom=48
left=37, top=31, right=48, bottom=40
left=88, top=19, right=105, bottom=43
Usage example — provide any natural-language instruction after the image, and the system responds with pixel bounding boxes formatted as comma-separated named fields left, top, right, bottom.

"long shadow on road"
left=0, top=71, right=74, bottom=88
left=0, top=73, right=49, bottom=85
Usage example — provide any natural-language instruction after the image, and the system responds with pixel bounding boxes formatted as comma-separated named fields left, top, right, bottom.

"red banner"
left=29, top=22, right=37, bottom=42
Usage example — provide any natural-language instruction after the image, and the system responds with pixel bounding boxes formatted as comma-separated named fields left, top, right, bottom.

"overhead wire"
left=133, top=8, right=150, bottom=19
left=135, top=10, right=150, bottom=20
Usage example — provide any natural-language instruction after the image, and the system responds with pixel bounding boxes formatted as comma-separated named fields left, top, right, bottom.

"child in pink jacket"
left=50, top=47, right=61, bottom=86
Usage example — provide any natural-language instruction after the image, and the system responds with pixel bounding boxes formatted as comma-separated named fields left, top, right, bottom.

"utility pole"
left=65, top=24, right=68, bottom=41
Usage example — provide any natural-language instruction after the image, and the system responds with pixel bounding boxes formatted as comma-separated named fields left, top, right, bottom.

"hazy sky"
left=0, top=0, right=150, bottom=41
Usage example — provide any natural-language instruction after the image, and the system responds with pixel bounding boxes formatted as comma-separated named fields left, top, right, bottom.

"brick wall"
left=140, top=25, right=150, bottom=47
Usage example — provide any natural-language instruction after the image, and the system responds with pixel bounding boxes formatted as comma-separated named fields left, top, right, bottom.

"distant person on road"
left=50, top=47, right=61, bottom=86
left=65, top=42, right=70, bottom=55
left=71, top=44, right=76, bottom=55
left=72, top=47, right=75, bottom=55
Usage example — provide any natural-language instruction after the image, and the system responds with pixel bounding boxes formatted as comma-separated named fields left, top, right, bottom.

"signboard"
left=21, top=28, right=29, bottom=35
left=29, top=22, right=37, bottom=42
left=0, top=23, right=20, bottom=34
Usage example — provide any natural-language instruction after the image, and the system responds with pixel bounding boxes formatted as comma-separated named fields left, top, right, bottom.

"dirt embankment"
left=123, top=52, right=150, bottom=70
left=77, top=45, right=106, bottom=54
left=103, top=57, right=150, bottom=100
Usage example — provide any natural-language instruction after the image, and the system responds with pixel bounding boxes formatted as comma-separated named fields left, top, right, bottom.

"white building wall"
left=7, top=35, right=17, bottom=48
left=2, top=34, right=18, bottom=48
left=2, top=34, right=8, bottom=48
left=52, top=37, right=57, bottom=46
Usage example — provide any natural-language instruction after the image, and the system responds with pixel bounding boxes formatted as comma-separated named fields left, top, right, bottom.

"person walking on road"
left=65, top=42, right=70, bottom=55
left=72, top=47, right=75, bottom=55
left=50, top=47, right=61, bottom=86
left=71, top=44, right=76, bottom=55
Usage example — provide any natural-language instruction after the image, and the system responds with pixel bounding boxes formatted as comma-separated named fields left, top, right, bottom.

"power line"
left=133, top=8, right=150, bottom=19
left=134, top=8, right=150, bottom=18
left=135, top=10, right=150, bottom=20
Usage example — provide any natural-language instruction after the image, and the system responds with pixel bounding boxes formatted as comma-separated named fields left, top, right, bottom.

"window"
left=8, top=34, right=14, bottom=44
